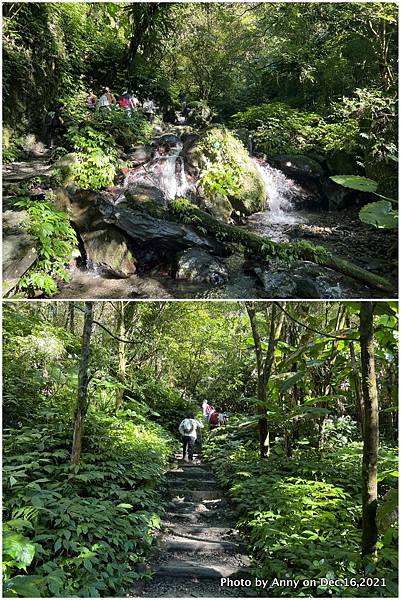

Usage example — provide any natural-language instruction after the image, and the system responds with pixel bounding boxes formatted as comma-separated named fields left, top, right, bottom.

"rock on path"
left=136, top=454, right=254, bottom=597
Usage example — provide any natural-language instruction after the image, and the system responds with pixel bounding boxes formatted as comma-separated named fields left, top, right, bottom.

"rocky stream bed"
left=2, top=124, right=397, bottom=299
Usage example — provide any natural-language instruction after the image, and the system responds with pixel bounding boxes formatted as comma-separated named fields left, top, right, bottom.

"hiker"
left=202, top=400, right=215, bottom=422
left=143, top=96, right=155, bottom=123
left=178, top=89, right=187, bottom=113
left=208, top=407, right=226, bottom=430
left=48, top=105, right=66, bottom=148
left=98, top=88, right=112, bottom=112
left=86, top=89, right=97, bottom=112
left=119, top=90, right=132, bottom=116
left=130, top=91, right=140, bottom=111
left=178, top=412, right=204, bottom=462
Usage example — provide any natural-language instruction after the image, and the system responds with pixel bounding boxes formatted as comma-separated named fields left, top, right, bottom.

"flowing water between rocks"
left=3, top=131, right=395, bottom=299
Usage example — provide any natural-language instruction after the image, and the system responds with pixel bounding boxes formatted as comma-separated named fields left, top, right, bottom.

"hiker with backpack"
left=202, top=400, right=215, bottom=422
left=208, top=407, right=226, bottom=430
left=119, top=90, right=132, bottom=116
left=47, top=105, right=66, bottom=149
left=178, top=412, right=204, bottom=462
left=86, top=89, right=97, bottom=112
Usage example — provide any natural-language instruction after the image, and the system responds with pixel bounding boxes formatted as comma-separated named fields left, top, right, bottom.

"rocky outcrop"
left=183, top=127, right=267, bottom=217
left=175, top=248, right=228, bottom=285
left=81, top=227, right=136, bottom=278
left=3, top=210, right=37, bottom=295
left=270, top=154, right=325, bottom=181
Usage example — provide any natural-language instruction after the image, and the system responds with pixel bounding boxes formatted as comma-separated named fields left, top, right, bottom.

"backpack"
left=209, top=411, right=219, bottom=426
left=120, top=95, right=129, bottom=109
left=182, top=418, right=194, bottom=435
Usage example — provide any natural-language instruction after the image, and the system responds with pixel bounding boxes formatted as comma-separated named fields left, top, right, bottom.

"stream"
left=6, top=127, right=393, bottom=299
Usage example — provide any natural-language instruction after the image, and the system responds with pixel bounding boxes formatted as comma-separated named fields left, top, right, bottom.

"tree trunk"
left=360, top=301, right=379, bottom=557
left=172, top=202, right=394, bottom=293
left=347, top=316, right=364, bottom=433
left=246, top=303, right=285, bottom=459
left=71, top=302, right=94, bottom=465
left=116, top=303, right=127, bottom=410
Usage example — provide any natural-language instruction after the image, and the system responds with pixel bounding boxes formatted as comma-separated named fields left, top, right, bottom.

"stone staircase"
left=139, top=455, right=253, bottom=597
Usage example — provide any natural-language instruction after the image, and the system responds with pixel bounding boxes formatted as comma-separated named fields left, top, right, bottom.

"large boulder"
left=3, top=210, right=37, bottom=295
left=175, top=248, right=228, bottom=285
left=81, top=227, right=136, bottom=278
left=53, top=152, right=80, bottom=185
left=123, top=183, right=168, bottom=217
left=270, top=155, right=325, bottom=181
left=126, top=145, right=153, bottom=166
left=97, top=202, right=226, bottom=257
left=185, top=127, right=267, bottom=217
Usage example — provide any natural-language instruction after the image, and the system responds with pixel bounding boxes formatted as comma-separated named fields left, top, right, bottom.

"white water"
left=254, top=159, right=302, bottom=225
left=124, top=141, right=189, bottom=201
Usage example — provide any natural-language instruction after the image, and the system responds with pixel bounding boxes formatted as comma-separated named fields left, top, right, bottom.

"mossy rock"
left=123, top=184, right=168, bottom=218
left=190, top=127, right=267, bottom=216
left=53, top=152, right=80, bottom=185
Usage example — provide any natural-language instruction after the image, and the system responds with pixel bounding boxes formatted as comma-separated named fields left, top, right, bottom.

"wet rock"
left=124, top=183, right=168, bottom=217
left=99, top=204, right=226, bottom=256
left=81, top=227, right=136, bottom=278
left=251, top=265, right=297, bottom=298
left=175, top=248, right=229, bottom=285
left=127, top=145, right=153, bottom=166
left=321, top=178, right=356, bottom=211
left=270, top=155, right=325, bottom=181
left=295, top=276, right=322, bottom=298
left=181, top=132, right=199, bottom=146
left=200, top=193, right=233, bottom=223
left=157, top=134, right=181, bottom=147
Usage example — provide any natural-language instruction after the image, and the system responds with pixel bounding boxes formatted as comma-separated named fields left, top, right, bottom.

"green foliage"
left=204, top=430, right=398, bottom=597
left=3, top=411, right=174, bottom=597
left=330, top=175, right=398, bottom=230
left=232, top=102, right=359, bottom=157
left=359, top=201, right=398, bottom=230
left=330, top=175, right=378, bottom=193
left=14, top=196, right=78, bottom=297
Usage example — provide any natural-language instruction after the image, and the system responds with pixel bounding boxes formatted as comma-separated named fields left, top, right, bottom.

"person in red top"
left=208, top=407, right=225, bottom=430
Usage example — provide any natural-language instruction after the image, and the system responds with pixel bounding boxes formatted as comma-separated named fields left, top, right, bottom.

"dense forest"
left=2, top=2, right=398, bottom=299
left=3, top=300, right=398, bottom=598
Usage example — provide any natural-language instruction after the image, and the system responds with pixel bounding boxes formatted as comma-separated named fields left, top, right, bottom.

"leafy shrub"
left=232, top=102, right=359, bottom=157
left=14, top=196, right=78, bottom=297
left=3, top=409, right=174, bottom=597
left=204, top=426, right=398, bottom=597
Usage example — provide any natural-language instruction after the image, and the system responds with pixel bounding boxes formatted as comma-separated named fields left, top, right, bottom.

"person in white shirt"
left=178, top=413, right=204, bottom=461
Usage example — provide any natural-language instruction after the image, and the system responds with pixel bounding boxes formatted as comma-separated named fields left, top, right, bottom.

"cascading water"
left=247, top=158, right=304, bottom=242
left=123, top=141, right=190, bottom=201
left=254, top=159, right=302, bottom=224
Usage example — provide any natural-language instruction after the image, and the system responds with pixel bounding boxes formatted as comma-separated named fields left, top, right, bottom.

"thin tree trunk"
left=348, top=315, right=364, bottom=433
left=360, top=301, right=379, bottom=557
left=71, top=302, right=94, bottom=465
left=116, top=302, right=127, bottom=410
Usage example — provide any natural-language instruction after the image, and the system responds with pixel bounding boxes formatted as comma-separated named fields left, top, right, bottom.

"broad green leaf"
left=359, top=200, right=398, bottom=229
left=330, top=175, right=378, bottom=192
left=279, top=371, right=305, bottom=394
left=3, top=533, right=36, bottom=569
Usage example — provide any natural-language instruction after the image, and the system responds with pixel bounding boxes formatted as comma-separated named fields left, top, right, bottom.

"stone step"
left=170, top=488, right=222, bottom=502
left=161, top=536, right=240, bottom=554
left=153, top=560, right=251, bottom=580
left=165, top=511, right=230, bottom=527
left=165, top=525, right=238, bottom=539
left=167, top=468, right=214, bottom=479
left=168, top=477, right=217, bottom=489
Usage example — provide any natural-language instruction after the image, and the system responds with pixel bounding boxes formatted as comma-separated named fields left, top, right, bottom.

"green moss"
left=194, top=127, right=267, bottom=216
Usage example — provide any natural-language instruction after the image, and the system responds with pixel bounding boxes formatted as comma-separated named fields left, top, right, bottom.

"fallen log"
left=171, top=199, right=394, bottom=294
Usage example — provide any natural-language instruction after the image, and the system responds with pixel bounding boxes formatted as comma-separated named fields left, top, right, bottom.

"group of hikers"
left=178, top=402, right=226, bottom=462
left=47, top=85, right=187, bottom=149
left=86, top=87, right=156, bottom=122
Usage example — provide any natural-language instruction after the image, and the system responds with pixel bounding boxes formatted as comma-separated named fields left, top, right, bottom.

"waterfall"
left=124, top=140, right=189, bottom=201
left=254, top=159, right=301, bottom=224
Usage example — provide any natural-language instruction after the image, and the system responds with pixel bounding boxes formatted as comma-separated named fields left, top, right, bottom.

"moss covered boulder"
left=188, top=127, right=267, bottom=217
